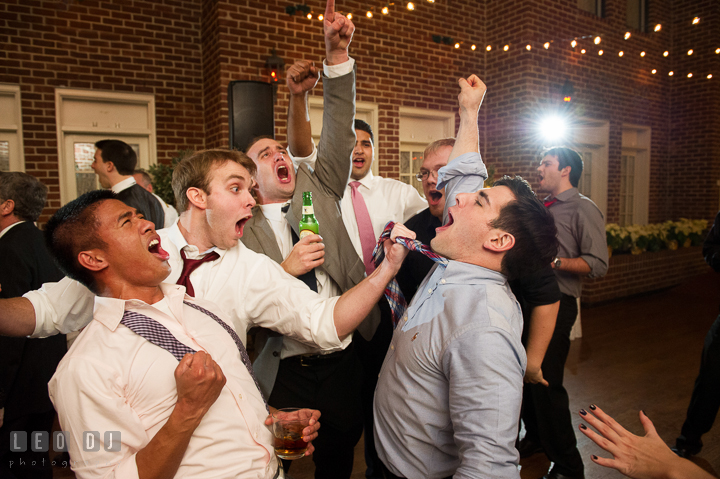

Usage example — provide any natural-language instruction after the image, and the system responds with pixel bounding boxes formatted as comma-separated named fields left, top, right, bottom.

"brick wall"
left=582, top=246, right=711, bottom=305
left=1, top=0, right=206, bottom=222
left=2, top=0, right=719, bottom=228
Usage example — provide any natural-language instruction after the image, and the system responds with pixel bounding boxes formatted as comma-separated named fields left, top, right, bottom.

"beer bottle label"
left=299, top=229, right=313, bottom=240
left=302, top=205, right=314, bottom=215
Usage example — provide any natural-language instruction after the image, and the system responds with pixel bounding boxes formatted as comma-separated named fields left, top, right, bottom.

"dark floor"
left=54, top=271, right=720, bottom=478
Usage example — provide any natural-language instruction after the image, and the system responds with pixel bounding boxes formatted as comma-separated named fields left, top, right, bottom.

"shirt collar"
left=259, top=202, right=289, bottom=222
left=348, top=171, right=375, bottom=189
left=548, top=187, right=579, bottom=203
left=111, top=177, right=137, bottom=194
left=0, top=220, right=26, bottom=239
left=441, top=260, right=508, bottom=286
left=165, top=221, right=223, bottom=260
left=93, top=283, right=188, bottom=332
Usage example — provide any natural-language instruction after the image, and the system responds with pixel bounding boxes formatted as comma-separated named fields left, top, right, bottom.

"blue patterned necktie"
left=372, top=221, right=449, bottom=328
left=120, top=300, right=268, bottom=410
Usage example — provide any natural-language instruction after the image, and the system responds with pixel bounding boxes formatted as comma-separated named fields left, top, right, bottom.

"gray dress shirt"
left=546, top=188, right=609, bottom=297
left=374, top=152, right=524, bottom=479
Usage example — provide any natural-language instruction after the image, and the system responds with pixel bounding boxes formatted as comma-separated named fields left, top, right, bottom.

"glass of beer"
left=272, top=408, right=309, bottom=460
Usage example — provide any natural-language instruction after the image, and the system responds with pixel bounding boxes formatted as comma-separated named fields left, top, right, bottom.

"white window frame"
left=572, top=118, right=609, bottom=219
left=55, top=88, right=157, bottom=205
left=0, top=83, right=25, bottom=172
left=398, top=107, right=456, bottom=189
left=621, top=124, right=651, bottom=225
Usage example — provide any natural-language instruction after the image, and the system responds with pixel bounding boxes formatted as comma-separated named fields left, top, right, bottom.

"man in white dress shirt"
left=43, top=189, right=321, bottom=479
left=133, top=168, right=180, bottom=228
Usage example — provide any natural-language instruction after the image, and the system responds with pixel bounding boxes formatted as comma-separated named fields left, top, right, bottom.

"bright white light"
left=693, top=17, right=700, bottom=24
left=471, top=44, right=476, bottom=51
left=624, top=32, right=631, bottom=40
left=544, top=42, right=550, bottom=49
left=539, top=116, right=567, bottom=142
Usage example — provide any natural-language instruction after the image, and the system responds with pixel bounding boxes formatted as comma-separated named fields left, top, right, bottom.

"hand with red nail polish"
left=577, top=405, right=715, bottom=479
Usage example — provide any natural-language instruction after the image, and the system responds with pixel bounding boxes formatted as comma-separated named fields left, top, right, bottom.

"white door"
left=62, top=135, right=150, bottom=201
left=0, top=131, right=24, bottom=172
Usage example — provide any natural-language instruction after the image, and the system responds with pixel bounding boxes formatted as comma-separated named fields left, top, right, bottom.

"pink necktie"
left=350, top=181, right=376, bottom=276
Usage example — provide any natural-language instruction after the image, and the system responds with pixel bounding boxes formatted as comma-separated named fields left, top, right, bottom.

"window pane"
left=0, top=141, right=9, bottom=171
left=74, top=142, right=97, bottom=197
left=579, top=0, right=603, bottom=16
left=578, top=151, right=592, bottom=198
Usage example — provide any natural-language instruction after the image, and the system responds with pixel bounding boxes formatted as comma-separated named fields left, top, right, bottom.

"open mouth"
left=148, top=237, right=170, bottom=261
left=436, top=211, right=454, bottom=233
left=353, top=157, right=365, bottom=169
left=236, top=216, right=251, bottom=237
left=276, top=165, right=291, bottom=183
left=427, top=190, right=443, bottom=205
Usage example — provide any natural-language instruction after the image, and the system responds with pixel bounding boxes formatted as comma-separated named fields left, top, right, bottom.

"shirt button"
left=390, top=344, right=394, bottom=350
left=441, top=279, right=446, bottom=284
left=428, top=289, right=433, bottom=294
left=238, top=393, right=243, bottom=400
left=317, top=271, right=324, bottom=276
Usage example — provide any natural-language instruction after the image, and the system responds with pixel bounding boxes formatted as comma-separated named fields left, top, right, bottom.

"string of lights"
left=285, top=4, right=716, bottom=80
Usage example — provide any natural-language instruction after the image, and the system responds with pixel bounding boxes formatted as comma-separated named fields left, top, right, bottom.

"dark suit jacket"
left=0, top=221, right=66, bottom=419
left=116, top=183, right=165, bottom=230
left=243, top=67, right=379, bottom=397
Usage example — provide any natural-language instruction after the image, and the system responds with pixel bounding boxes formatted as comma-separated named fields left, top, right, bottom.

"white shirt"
left=257, top=202, right=342, bottom=359
left=49, top=284, right=277, bottom=479
left=25, top=223, right=349, bottom=358
left=292, top=152, right=427, bottom=264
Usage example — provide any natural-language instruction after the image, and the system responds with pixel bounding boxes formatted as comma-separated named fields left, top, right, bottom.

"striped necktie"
left=372, top=221, right=449, bottom=328
left=121, top=300, right=268, bottom=410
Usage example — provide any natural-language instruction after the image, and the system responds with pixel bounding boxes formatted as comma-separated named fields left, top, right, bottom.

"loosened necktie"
left=177, top=249, right=220, bottom=297
left=350, top=181, right=377, bottom=276
left=544, top=198, right=558, bottom=208
left=121, top=300, right=268, bottom=410
left=372, top=221, right=449, bottom=328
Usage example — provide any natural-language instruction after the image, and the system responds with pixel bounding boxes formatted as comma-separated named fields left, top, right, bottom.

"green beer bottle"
left=299, top=191, right=319, bottom=239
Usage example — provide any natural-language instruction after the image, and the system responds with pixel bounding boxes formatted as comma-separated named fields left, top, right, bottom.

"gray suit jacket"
left=243, top=67, right=380, bottom=398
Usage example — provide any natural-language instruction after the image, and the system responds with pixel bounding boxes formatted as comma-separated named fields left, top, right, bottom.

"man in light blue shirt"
left=373, top=75, right=559, bottom=479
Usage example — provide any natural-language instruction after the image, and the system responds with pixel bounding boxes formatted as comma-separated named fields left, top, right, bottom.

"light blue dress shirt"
left=373, top=152, right=526, bottom=479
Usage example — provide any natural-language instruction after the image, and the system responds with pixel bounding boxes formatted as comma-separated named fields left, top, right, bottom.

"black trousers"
left=679, top=313, right=720, bottom=447
left=354, top=299, right=394, bottom=479
left=522, top=294, right=584, bottom=477
left=380, top=460, right=452, bottom=479
left=269, top=344, right=364, bottom=479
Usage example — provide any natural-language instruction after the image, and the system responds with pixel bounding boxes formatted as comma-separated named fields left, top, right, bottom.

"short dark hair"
left=133, top=169, right=153, bottom=189
left=95, top=140, right=137, bottom=175
left=44, top=190, right=116, bottom=294
left=0, top=172, right=48, bottom=222
left=354, top=119, right=374, bottom=144
left=172, top=149, right=257, bottom=213
left=490, top=176, right=558, bottom=280
left=544, top=147, right=583, bottom=187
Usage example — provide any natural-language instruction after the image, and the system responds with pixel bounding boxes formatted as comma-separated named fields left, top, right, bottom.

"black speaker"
left=228, top=81, right=274, bottom=152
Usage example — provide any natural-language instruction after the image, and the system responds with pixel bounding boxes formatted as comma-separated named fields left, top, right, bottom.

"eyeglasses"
left=415, top=170, right=439, bottom=182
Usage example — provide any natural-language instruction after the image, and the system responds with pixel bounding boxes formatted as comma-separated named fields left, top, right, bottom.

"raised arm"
left=287, top=61, right=319, bottom=159
left=437, top=75, right=488, bottom=224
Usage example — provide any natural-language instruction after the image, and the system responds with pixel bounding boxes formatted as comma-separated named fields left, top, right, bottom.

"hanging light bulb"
left=651, top=69, right=657, bottom=74
left=366, top=10, right=373, bottom=17
left=318, top=14, right=324, bottom=20
left=663, top=51, right=669, bottom=57
left=307, top=13, right=312, bottom=19
left=526, top=44, right=532, bottom=51
left=708, top=74, right=713, bottom=79
left=654, top=24, right=662, bottom=32
left=382, top=6, right=389, bottom=14
left=544, top=42, right=550, bottom=49
left=598, top=50, right=603, bottom=55
left=692, top=17, right=700, bottom=24
left=640, top=51, right=646, bottom=57
left=571, top=39, right=577, bottom=48
left=618, top=51, right=624, bottom=57
left=407, top=2, right=415, bottom=10
left=503, top=44, right=509, bottom=51
left=687, top=73, right=693, bottom=78
left=427, top=0, right=435, bottom=2
left=471, top=44, right=476, bottom=51
left=347, top=12, right=353, bottom=19
left=581, top=49, right=586, bottom=54
left=688, top=49, right=693, bottom=55
left=716, top=48, right=720, bottom=54
left=455, top=43, right=460, bottom=49
left=668, top=71, right=674, bottom=76
left=486, top=45, right=492, bottom=51
left=624, top=32, right=631, bottom=40
left=594, top=36, right=601, bottom=45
